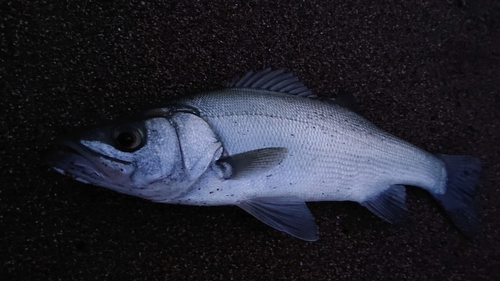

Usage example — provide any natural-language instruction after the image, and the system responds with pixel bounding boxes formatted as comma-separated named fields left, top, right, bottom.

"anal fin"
left=238, top=197, right=318, bottom=241
left=360, top=184, right=407, bottom=223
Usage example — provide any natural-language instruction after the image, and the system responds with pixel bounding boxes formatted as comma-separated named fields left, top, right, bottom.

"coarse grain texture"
left=2, top=0, right=499, bottom=280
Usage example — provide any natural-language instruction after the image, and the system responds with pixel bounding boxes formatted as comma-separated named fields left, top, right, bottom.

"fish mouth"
left=45, top=138, right=135, bottom=188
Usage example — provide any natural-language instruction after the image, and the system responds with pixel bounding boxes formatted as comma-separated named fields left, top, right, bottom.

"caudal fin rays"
left=431, top=154, right=481, bottom=237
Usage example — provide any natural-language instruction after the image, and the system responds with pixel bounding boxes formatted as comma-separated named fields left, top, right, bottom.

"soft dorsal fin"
left=227, top=68, right=316, bottom=98
left=328, top=92, right=361, bottom=113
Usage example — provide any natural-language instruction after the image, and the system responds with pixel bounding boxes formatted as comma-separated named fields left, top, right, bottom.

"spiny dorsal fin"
left=227, top=68, right=316, bottom=98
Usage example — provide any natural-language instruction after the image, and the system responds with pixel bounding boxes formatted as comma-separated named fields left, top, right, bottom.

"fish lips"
left=45, top=138, right=136, bottom=189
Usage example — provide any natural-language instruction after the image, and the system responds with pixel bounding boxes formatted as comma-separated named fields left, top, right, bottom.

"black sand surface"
left=2, top=0, right=500, bottom=280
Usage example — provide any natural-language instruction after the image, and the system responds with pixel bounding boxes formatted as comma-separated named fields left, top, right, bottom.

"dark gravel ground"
left=2, top=0, right=500, bottom=280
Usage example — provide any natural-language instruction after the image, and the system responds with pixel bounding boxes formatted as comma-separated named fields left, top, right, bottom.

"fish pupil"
left=116, top=131, right=135, bottom=148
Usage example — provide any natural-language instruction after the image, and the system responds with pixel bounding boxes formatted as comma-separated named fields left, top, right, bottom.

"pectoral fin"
left=238, top=197, right=318, bottom=241
left=360, top=184, right=407, bottom=223
left=217, top=147, right=288, bottom=179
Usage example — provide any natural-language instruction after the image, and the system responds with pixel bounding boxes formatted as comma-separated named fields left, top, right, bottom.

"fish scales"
left=179, top=88, right=446, bottom=203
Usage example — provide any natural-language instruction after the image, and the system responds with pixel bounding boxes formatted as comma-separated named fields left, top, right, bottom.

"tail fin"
left=431, top=154, right=481, bottom=237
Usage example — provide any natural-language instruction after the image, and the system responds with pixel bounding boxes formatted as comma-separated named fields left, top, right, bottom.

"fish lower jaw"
left=52, top=167, right=92, bottom=184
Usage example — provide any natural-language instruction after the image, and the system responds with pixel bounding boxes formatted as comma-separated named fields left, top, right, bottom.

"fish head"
left=46, top=116, right=192, bottom=201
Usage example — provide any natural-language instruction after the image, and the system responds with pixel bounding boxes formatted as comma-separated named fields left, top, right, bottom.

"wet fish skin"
left=46, top=68, right=481, bottom=241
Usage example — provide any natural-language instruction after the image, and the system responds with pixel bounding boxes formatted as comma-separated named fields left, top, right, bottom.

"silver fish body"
left=47, top=69, right=481, bottom=241
left=177, top=89, right=445, bottom=204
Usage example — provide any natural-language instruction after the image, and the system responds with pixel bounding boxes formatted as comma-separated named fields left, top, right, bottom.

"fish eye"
left=111, top=125, right=144, bottom=152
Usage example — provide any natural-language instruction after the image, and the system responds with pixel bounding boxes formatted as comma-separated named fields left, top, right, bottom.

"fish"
left=46, top=68, right=481, bottom=241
